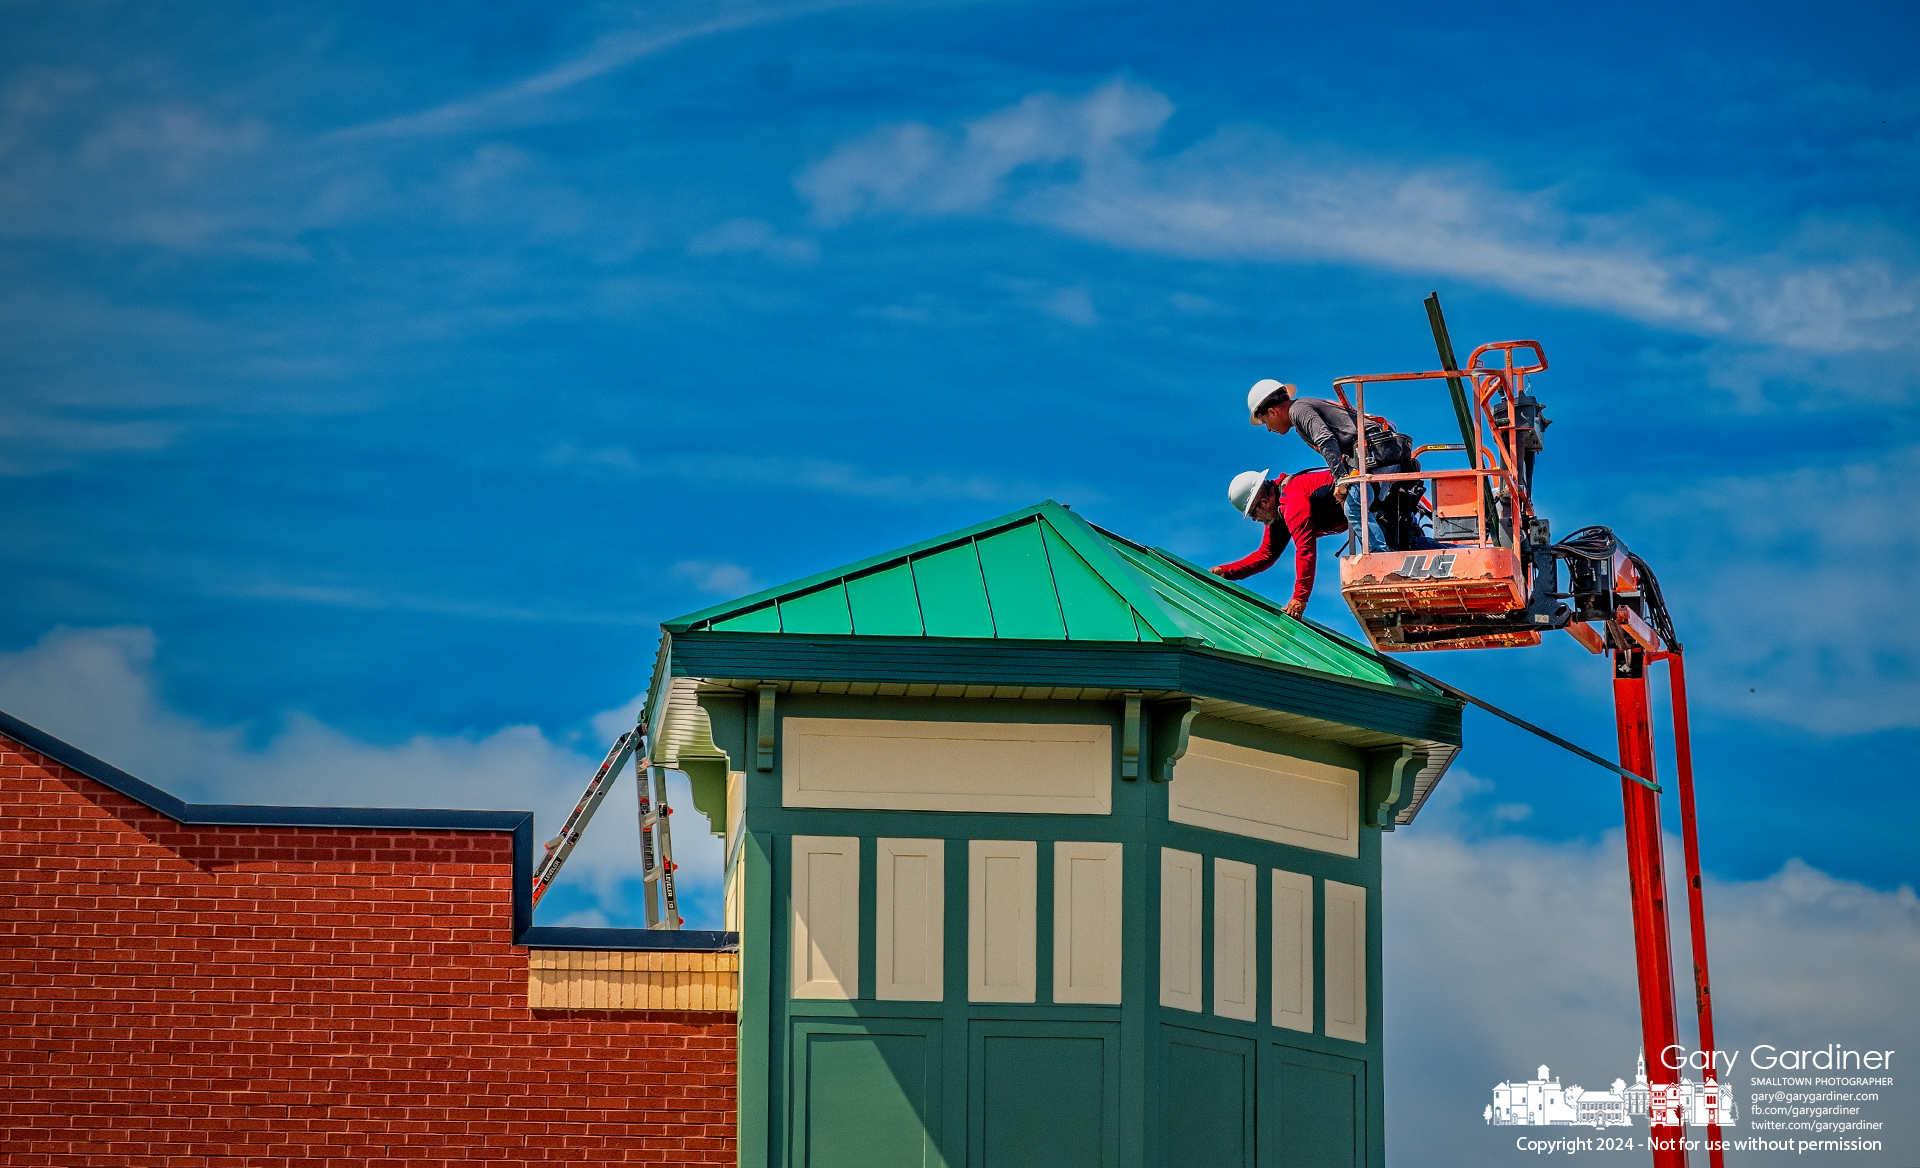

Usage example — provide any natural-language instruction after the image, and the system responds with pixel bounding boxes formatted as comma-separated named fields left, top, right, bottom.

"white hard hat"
left=1247, top=379, right=1289, bottom=425
left=1228, top=469, right=1271, bottom=516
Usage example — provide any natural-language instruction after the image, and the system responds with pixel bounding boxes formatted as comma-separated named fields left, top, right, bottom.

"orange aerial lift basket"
left=1336, top=339, right=1554, bottom=653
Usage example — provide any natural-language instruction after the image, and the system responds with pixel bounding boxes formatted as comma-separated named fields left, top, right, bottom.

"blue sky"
left=3, top=1, right=1916, bottom=1161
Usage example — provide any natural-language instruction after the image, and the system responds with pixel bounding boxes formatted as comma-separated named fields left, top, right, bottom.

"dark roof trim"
left=667, top=632, right=1463, bottom=746
left=520, top=927, right=738, bottom=952
left=0, top=707, right=736, bottom=954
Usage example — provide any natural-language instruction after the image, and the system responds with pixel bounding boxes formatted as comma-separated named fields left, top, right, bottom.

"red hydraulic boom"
left=1329, top=296, right=1726, bottom=1167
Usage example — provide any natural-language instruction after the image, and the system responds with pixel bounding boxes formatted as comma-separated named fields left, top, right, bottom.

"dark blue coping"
left=0, top=707, right=738, bottom=955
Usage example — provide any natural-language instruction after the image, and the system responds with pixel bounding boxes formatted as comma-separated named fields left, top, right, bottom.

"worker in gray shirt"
left=1247, top=378, right=1415, bottom=554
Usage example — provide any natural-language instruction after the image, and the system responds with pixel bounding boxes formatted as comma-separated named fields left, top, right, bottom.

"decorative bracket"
left=1364, top=743, right=1422, bottom=829
left=756, top=684, right=776, bottom=772
left=1153, top=698, right=1200, bottom=783
left=1121, top=692, right=1142, bottom=780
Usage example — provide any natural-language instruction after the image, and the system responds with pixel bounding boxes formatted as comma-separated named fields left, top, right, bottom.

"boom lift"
left=1334, top=296, right=1724, bottom=1168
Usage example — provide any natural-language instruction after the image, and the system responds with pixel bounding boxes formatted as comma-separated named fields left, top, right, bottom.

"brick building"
left=0, top=709, right=740, bottom=1166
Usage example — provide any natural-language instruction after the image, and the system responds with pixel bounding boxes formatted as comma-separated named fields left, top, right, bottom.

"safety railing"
left=1330, top=340, right=1548, bottom=556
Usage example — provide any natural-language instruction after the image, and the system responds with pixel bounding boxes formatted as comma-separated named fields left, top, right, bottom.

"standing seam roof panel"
left=1039, top=523, right=1140, bottom=641
left=777, top=585, right=853, bottom=635
left=911, top=543, right=997, bottom=638
left=975, top=523, right=1068, bottom=640
left=846, top=564, right=924, bottom=637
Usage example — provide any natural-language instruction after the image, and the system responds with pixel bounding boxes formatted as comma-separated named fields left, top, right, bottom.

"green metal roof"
left=664, top=501, right=1407, bottom=688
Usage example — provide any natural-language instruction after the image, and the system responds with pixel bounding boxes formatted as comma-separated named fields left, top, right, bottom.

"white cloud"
left=800, top=78, right=1920, bottom=355
left=1385, top=802, right=1918, bottom=1164
left=0, top=409, right=178, bottom=475
left=0, top=626, right=723, bottom=927
left=79, top=107, right=268, bottom=178
left=1042, top=286, right=1098, bottom=326
left=672, top=559, right=761, bottom=595
left=541, top=442, right=1102, bottom=506
left=687, top=217, right=819, bottom=263
left=334, top=1, right=870, bottom=142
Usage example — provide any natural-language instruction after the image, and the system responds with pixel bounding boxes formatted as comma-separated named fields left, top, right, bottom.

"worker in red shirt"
left=1209, top=468, right=1349, bottom=619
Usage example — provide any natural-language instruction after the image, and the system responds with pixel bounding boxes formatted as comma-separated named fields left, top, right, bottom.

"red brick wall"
left=0, top=736, right=736, bottom=1166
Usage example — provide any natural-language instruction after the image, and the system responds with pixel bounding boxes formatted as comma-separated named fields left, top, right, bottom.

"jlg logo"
left=1398, top=553, right=1457, bottom=580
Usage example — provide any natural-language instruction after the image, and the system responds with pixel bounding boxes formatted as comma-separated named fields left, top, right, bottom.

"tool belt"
left=1350, top=419, right=1413, bottom=471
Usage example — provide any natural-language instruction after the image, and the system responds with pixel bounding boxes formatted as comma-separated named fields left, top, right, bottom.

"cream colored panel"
left=1271, top=869, right=1314, bottom=1033
left=1053, top=841, right=1124, bottom=1005
left=1168, top=736, right=1359, bottom=857
left=724, top=849, right=745, bottom=934
left=1324, top=878, right=1368, bottom=1043
left=876, top=838, right=945, bottom=1002
left=726, top=770, right=746, bottom=854
left=968, top=840, right=1037, bottom=1003
left=528, top=950, right=740, bottom=1012
left=723, top=770, right=747, bottom=933
left=783, top=717, right=1112, bottom=815
left=1213, top=858, right=1258, bottom=1021
left=790, top=835, right=860, bottom=1000
left=1159, top=847, right=1203, bottom=1012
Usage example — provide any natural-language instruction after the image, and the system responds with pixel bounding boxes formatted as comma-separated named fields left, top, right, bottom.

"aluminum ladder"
left=529, top=720, right=680, bottom=928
